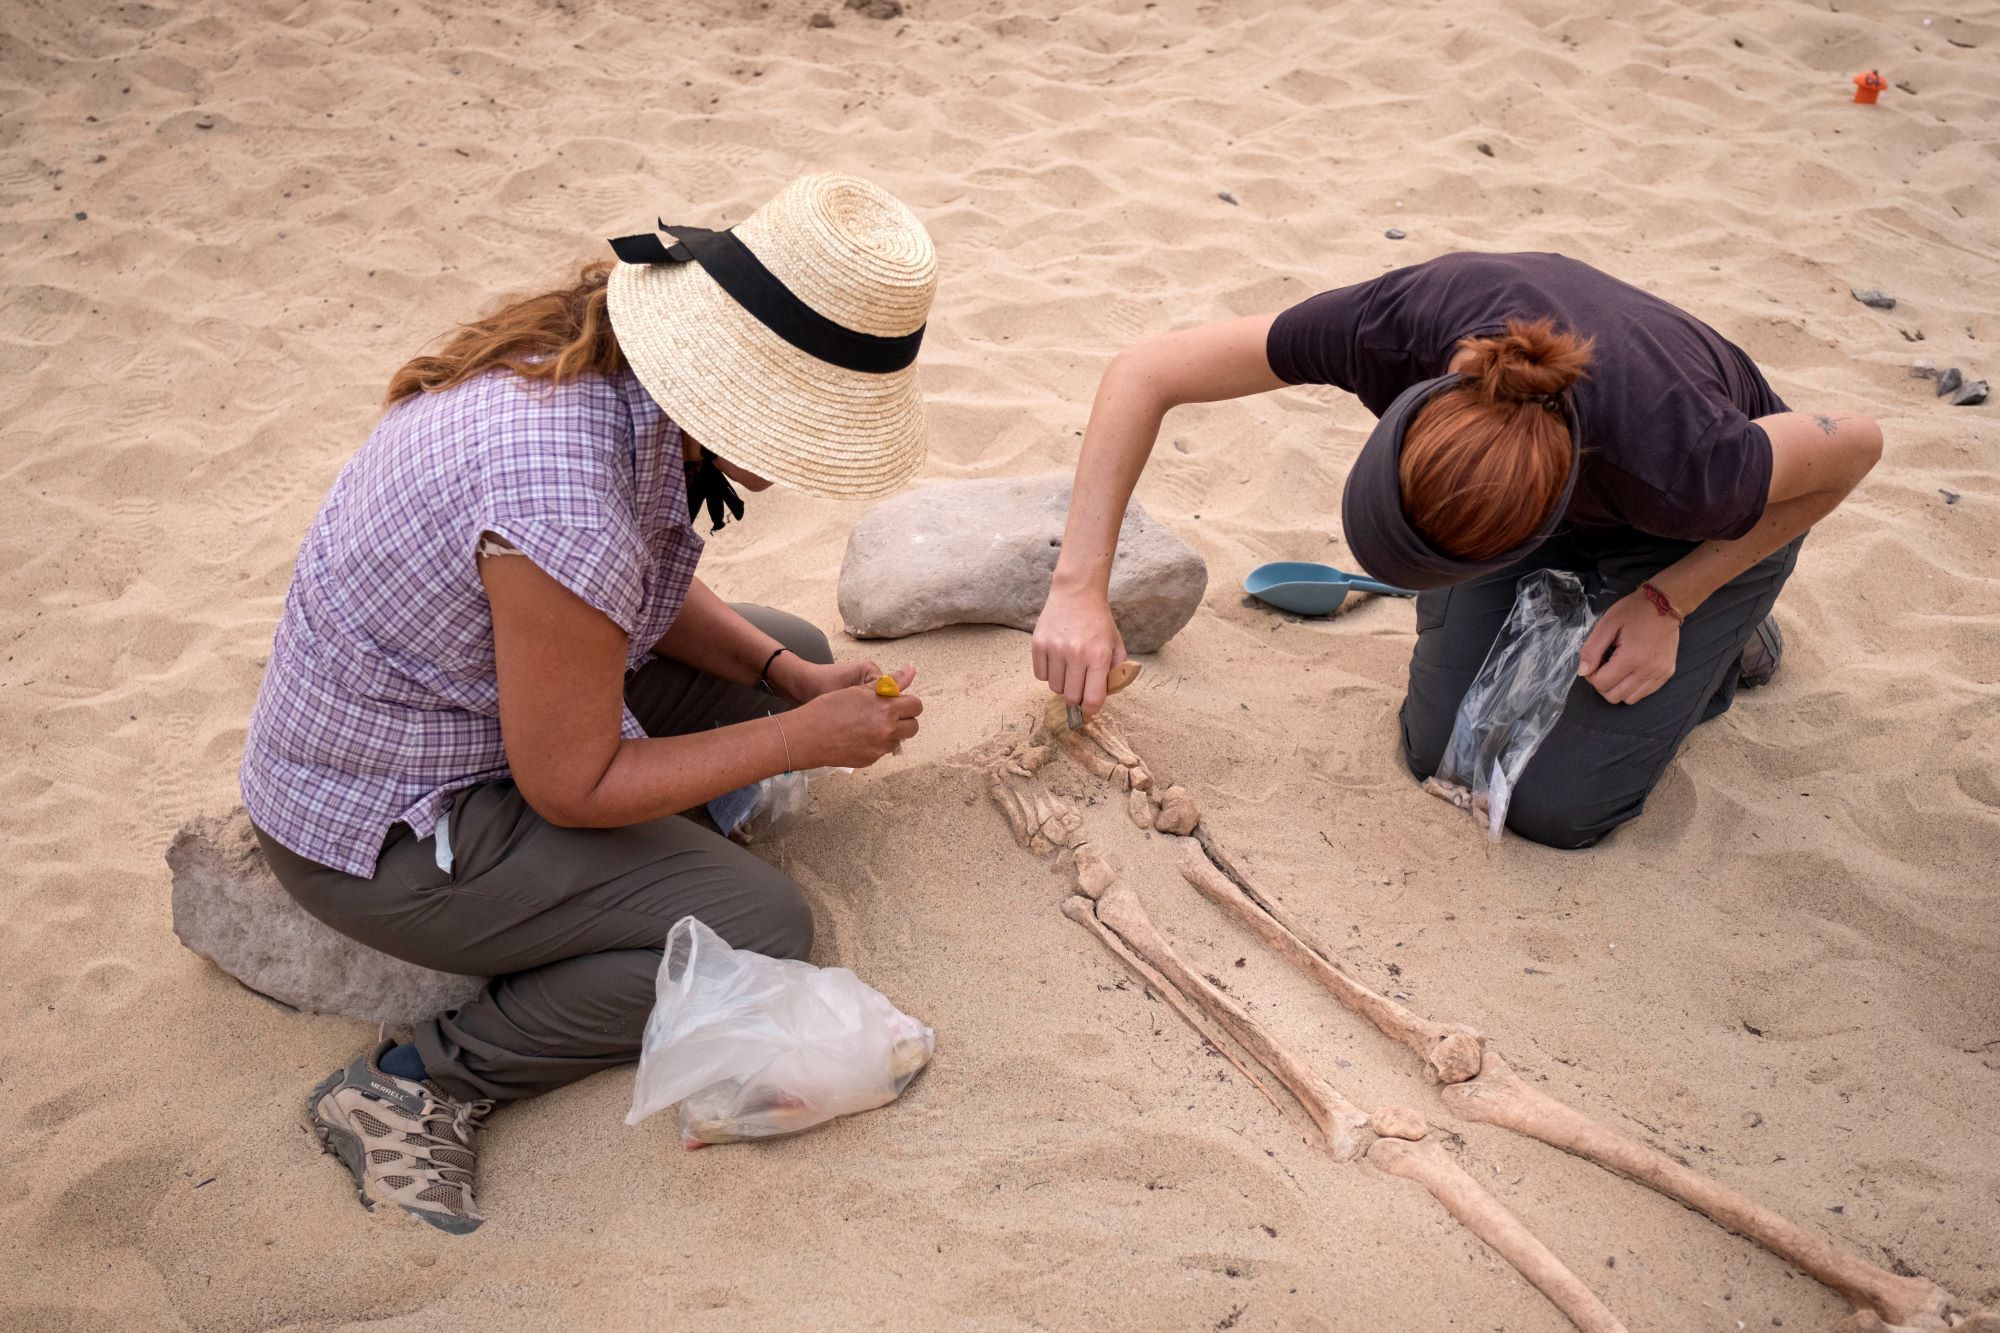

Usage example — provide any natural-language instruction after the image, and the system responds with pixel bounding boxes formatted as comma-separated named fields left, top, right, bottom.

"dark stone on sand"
left=1849, top=287, right=1896, bottom=310
left=1935, top=367, right=1963, bottom=397
left=1895, top=80, right=1916, bottom=95
left=1385, top=227, right=1407, bottom=240
left=846, top=0, right=901, bottom=18
left=1950, top=379, right=1988, bottom=407
left=809, top=11, right=834, bottom=26
left=1217, top=191, right=1238, bottom=205
left=1476, top=142, right=1494, bottom=157
left=194, top=113, right=214, bottom=129
left=1939, top=488, right=1960, bottom=504
left=73, top=211, right=86, bottom=221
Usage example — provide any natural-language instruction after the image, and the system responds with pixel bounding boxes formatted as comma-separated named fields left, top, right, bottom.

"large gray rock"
left=167, top=809, right=485, bottom=1025
left=836, top=474, right=1208, bottom=653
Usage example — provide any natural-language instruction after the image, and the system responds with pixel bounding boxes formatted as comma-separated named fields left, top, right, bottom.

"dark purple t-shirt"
left=1265, top=251, right=1785, bottom=542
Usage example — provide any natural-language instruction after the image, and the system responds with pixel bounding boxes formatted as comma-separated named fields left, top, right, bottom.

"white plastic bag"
left=1422, top=569, right=1598, bottom=840
left=627, top=917, right=935, bottom=1148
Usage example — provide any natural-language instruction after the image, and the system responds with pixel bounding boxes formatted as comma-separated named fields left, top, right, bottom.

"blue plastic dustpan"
left=1244, top=562, right=1415, bottom=616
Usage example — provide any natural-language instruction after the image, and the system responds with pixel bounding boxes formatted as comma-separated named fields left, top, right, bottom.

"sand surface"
left=4, top=0, right=1998, bottom=1328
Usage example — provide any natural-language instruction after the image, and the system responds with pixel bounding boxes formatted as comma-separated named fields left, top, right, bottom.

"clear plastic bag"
left=1422, top=569, right=1598, bottom=840
left=706, top=770, right=812, bottom=842
left=627, top=917, right=935, bottom=1148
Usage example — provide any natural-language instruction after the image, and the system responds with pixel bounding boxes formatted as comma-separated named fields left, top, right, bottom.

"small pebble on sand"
left=1217, top=191, right=1238, bottom=205
left=809, top=11, right=834, bottom=27
left=1385, top=227, right=1406, bottom=240
left=1935, top=367, right=1964, bottom=398
left=1849, top=287, right=1895, bottom=310
left=1476, top=142, right=1494, bottom=156
left=1939, top=489, right=1960, bottom=504
left=1950, top=379, right=1988, bottom=407
left=846, top=0, right=901, bottom=18
left=194, top=113, right=215, bottom=129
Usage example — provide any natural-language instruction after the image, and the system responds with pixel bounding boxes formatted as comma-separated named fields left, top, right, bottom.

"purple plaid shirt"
left=241, top=368, right=703, bottom=877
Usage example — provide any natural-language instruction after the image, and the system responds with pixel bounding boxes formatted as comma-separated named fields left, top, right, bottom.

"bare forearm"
left=1051, top=315, right=1287, bottom=596
left=1650, top=492, right=1836, bottom=612
left=535, top=716, right=793, bottom=828
left=651, top=578, right=783, bottom=685
left=1052, top=360, right=1169, bottom=595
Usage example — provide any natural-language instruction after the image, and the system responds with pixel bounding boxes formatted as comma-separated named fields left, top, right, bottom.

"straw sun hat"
left=606, top=173, right=936, bottom=501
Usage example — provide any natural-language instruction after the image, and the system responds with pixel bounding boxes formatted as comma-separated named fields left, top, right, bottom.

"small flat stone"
left=845, top=0, right=901, bottom=17
left=73, top=210, right=86, bottom=221
left=1936, top=367, right=1964, bottom=397
left=1939, top=488, right=1960, bottom=504
left=1849, top=287, right=1896, bottom=310
left=194, top=113, right=215, bottom=129
left=1217, top=191, right=1238, bottom=206
left=808, top=11, right=833, bottom=26
left=1910, top=358, right=1938, bottom=379
left=1950, top=378, right=1988, bottom=406
left=1476, top=142, right=1494, bottom=157
left=1384, top=227, right=1407, bottom=240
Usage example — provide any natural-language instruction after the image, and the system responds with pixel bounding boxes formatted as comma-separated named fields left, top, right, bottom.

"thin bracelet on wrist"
left=773, top=714, right=793, bottom=772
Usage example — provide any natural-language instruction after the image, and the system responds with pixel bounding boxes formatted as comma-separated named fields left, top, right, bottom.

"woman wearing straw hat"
left=240, top=174, right=935, bottom=1232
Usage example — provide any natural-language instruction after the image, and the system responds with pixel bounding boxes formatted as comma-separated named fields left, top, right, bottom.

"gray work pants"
left=255, top=605, right=832, bottom=1104
left=1400, top=531, right=1802, bottom=849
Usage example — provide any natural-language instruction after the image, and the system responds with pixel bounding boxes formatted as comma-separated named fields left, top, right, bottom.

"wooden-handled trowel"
left=1066, top=660, right=1143, bottom=730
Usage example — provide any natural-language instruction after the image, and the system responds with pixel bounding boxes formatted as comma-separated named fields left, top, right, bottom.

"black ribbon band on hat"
left=1340, top=373, right=1583, bottom=592
left=685, top=447, right=746, bottom=534
left=610, top=222, right=923, bottom=375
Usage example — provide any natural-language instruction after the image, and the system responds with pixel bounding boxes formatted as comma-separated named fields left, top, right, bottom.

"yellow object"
left=874, top=674, right=902, bottom=698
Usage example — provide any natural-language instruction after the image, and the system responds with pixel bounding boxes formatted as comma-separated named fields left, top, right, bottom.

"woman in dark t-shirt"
left=1032, top=252, right=1882, bottom=848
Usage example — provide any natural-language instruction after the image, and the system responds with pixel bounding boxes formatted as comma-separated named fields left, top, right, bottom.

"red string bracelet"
left=1639, top=581, right=1685, bottom=625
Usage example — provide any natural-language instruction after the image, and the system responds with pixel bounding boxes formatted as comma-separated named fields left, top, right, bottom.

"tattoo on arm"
left=1812, top=413, right=1840, bottom=436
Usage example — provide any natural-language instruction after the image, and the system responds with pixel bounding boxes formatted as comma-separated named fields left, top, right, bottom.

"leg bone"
left=1368, top=1136, right=1628, bottom=1333
left=1178, top=839, right=1483, bottom=1082
left=1060, top=895, right=1291, bottom=1121
left=1442, top=1051, right=1962, bottom=1329
left=1091, top=885, right=1374, bottom=1162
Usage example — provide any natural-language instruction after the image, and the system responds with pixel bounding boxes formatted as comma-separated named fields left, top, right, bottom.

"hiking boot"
left=308, top=1041, right=493, bottom=1234
left=1738, top=615, right=1784, bottom=689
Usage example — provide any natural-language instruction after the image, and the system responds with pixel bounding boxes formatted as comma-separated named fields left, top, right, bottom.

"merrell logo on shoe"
left=365, top=1077, right=415, bottom=1106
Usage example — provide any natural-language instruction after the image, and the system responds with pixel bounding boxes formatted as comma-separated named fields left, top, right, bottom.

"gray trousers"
left=1400, top=531, right=1802, bottom=849
left=256, top=605, right=833, bottom=1104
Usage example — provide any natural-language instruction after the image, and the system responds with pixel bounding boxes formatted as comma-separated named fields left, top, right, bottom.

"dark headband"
left=1340, top=373, right=1582, bottom=592
left=610, top=223, right=923, bottom=375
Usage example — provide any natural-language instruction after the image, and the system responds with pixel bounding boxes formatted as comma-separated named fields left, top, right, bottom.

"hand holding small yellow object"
left=874, top=674, right=902, bottom=698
